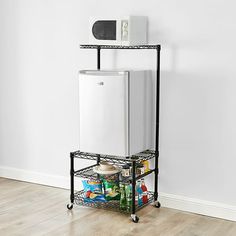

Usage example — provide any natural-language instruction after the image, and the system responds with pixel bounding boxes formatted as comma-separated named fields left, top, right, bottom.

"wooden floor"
left=0, top=178, right=236, bottom=236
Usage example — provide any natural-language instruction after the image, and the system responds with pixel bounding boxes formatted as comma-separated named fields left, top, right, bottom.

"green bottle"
left=125, top=184, right=132, bottom=213
left=119, top=183, right=127, bottom=211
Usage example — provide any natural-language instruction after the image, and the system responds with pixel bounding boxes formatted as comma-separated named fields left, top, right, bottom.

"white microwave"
left=89, top=16, right=147, bottom=46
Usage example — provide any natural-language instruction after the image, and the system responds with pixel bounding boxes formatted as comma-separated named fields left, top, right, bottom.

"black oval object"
left=92, top=20, right=116, bottom=40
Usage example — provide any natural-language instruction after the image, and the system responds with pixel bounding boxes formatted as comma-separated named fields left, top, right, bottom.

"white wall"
left=1, top=0, right=236, bottom=219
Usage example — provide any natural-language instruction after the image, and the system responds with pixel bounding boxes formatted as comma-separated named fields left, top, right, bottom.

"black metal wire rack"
left=67, top=44, right=161, bottom=223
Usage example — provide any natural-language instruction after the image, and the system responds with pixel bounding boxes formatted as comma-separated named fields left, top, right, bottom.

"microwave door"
left=79, top=71, right=129, bottom=156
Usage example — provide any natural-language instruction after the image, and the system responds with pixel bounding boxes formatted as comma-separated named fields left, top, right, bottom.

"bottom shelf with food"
left=74, top=190, right=154, bottom=214
left=74, top=177, right=154, bottom=214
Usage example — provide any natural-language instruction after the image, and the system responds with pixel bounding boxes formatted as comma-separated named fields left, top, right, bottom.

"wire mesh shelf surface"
left=80, top=44, right=161, bottom=50
left=74, top=164, right=155, bottom=182
left=74, top=190, right=154, bottom=214
left=72, top=150, right=156, bottom=164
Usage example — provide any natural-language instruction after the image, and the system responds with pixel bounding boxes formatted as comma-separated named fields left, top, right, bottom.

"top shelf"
left=72, top=150, right=156, bottom=164
left=80, top=44, right=161, bottom=50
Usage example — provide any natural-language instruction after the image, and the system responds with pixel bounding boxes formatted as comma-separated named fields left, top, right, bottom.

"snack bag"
left=103, top=179, right=120, bottom=201
left=100, top=173, right=119, bottom=182
left=82, top=180, right=106, bottom=202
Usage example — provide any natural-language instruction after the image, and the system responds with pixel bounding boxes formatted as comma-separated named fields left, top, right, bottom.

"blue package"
left=82, top=180, right=107, bottom=202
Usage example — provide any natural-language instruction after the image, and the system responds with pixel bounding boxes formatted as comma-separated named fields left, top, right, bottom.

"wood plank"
left=0, top=178, right=235, bottom=236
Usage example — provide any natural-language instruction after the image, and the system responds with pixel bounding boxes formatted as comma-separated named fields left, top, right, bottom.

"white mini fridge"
left=79, top=70, right=154, bottom=156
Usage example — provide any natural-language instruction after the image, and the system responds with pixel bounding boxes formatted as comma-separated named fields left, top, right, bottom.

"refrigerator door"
left=79, top=71, right=129, bottom=156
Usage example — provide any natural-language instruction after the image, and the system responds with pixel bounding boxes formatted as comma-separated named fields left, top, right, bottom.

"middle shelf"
left=74, top=164, right=155, bottom=183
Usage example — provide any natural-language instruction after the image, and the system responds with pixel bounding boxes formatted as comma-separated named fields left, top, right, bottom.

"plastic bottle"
left=119, top=183, right=127, bottom=210
left=135, top=188, right=138, bottom=206
left=125, top=184, right=132, bottom=212
left=136, top=180, right=143, bottom=206
left=141, top=178, right=148, bottom=204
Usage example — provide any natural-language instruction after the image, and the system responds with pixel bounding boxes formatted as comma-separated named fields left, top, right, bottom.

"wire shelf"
left=74, top=164, right=155, bottom=183
left=80, top=44, right=161, bottom=50
left=72, top=150, right=156, bottom=164
left=74, top=190, right=154, bottom=214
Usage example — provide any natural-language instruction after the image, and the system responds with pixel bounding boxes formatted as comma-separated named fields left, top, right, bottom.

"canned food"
left=121, top=164, right=131, bottom=177
left=136, top=163, right=145, bottom=175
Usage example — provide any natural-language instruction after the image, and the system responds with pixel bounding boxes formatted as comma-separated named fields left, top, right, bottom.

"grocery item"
left=119, top=183, right=127, bottom=210
left=141, top=178, right=148, bottom=204
left=136, top=180, right=143, bottom=206
left=142, top=160, right=150, bottom=172
left=135, top=188, right=138, bottom=206
left=125, top=184, right=132, bottom=212
left=129, top=163, right=145, bottom=176
left=82, top=180, right=106, bottom=202
left=82, top=180, right=102, bottom=193
left=103, top=179, right=120, bottom=201
left=136, top=163, right=145, bottom=175
left=121, top=164, right=131, bottom=177
left=100, top=173, right=120, bottom=182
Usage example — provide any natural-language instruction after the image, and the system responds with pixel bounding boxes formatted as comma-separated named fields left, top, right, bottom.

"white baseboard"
left=159, top=193, right=236, bottom=221
left=0, top=165, right=70, bottom=189
left=0, top=166, right=235, bottom=221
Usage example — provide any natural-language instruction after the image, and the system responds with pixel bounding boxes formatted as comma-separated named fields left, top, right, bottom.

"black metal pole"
left=96, top=154, right=101, bottom=178
left=131, top=161, right=136, bottom=215
left=97, top=46, right=101, bottom=70
left=70, top=152, right=74, bottom=204
left=154, top=47, right=161, bottom=201
left=97, top=154, right=100, bottom=165
left=96, top=46, right=101, bottom=166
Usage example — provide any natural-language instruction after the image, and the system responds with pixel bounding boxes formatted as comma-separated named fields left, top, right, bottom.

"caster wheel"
left=67, top=204, right=73, bottom=210
left=131, top=214, right=139, bottom=223
left=155, top=201, right=161, bottom=208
